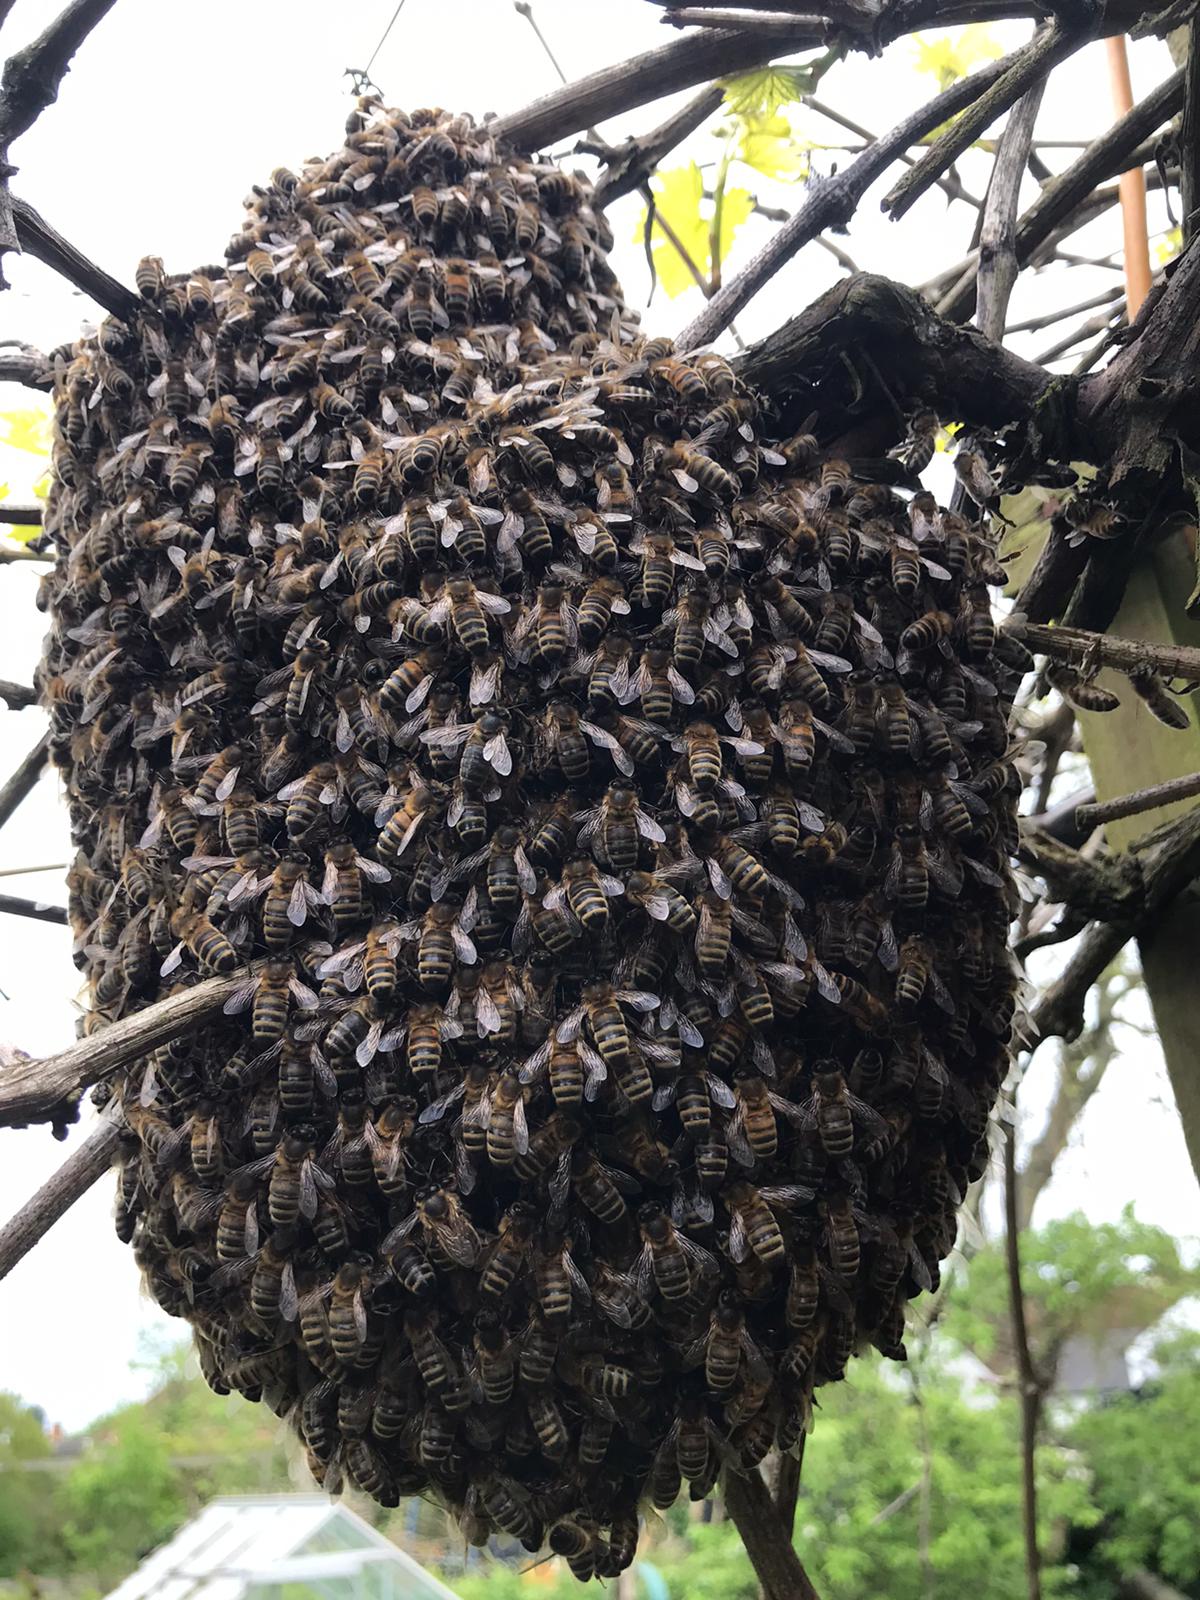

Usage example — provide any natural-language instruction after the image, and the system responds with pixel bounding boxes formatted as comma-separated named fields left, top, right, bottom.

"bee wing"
left=706, top=1073, right=736, bottom=1111
left=288, top=877, right=312, bottom=926
left=289, top=978, right=320, bottom=1009
left=483, top=732, right=512, bottom=775
left=511, top=1094, right=530, bottom=1155
left=556, top=1006, right=584, bottom=1043
left=160, top=941, right=185, bottom=977
left=618, top=990, right=661, bottom=1013
left=438, top=1220, right=480, bottom=1269
left=451, top=923, right=478, bottom=964
left=727, top=1210, right=749, bottom=1263
left=667, top=666, right=695, bottom=704
left=381, top=1210, right=419, bottom=1254
left=635, top=808, right=666, bottom=843
left=476, top=591, right=511, bottom=615
left=476, top=986, right=503, bottom=1035
left=877, top=920, right=899, bottom=972
left=580, top=1041, right=608, bottom=1101
left=519, top=1038, right=551, bottom=1085
left=757, top=1183, right=816, bottom=1208
left=299, top=1162, right=318, bottom=1219
left=420, top=722, right=473, bottom=748
left=706, top=858, right=732, bottom=900
left=812, top=959, right=842, bottom=1005
left=222, top=976, right=261, bottom=1016
left=420, top=1083, right=467, bottom=1125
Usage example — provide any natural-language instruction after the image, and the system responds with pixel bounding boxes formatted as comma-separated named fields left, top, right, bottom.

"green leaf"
left=736, top=112, right=811, bottom=180
left=912, top=26, right=1004, bottom=90
left=0, top=406, right=52, bottom=457
left=722, top=60, right=822, bottom=117
left=632, top=163, right=753, bottom=300
left=1156, top=225, right=1183, bottom=265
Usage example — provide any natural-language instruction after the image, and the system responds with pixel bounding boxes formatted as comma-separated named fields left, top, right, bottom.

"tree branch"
left=586, top=85, right=725, bottom=206
left=1027, top=800, right=1200, bottom=1045
left=0, top=970, right=252, bottom=1127
left=0, top=730, right=48, bottom=833
left=0, top=341, right=51, bottom=388
left=1076, top=771, right=1200, bottom=831
left=724, top=1467, right=820, bottom=1600
left=977, top=80, right=1046, bottom=341
left=1183, top=15, right=1200, bottom=244
left=0, top=891, right=66, bottom=924
left=1004, top=1112, right=1043, bottom=1600
left=1009, top=619, right=1200, bottom=682
left=0, top=501, right=41, bottom=524
left=939, top=67, right=1185, bottom=322
left=883, top=16, right=1100, bottom=223
left=0, top=1111, right=120, bottom=1282
left=490, top=21, right=820, bottom=151
left=1016, top=824, right=1141, bottom=921
left=0, top=0, right=118, bottom=284
left=0, top=679, right=35, bottom=709
left=11, top=193, right=141, bottom=321
left=677, top=56, right=1014, bottom=348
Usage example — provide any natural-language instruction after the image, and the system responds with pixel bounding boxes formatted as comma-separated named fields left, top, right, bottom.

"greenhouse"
left=102, top=1495, right=461, bottom=1600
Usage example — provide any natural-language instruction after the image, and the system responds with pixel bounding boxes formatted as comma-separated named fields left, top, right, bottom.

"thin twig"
left=0, top=968, right=256, bottom=1126
left=1076, top=772, right=1200, bottom=831
left=0, top=538, right=48, bottom=562
left=938, top=66, right=1184, bottom=322
left=977, top=79, right=1047, bottom=342
left=1182, top=11, right=1200, bottom=244
left=677, top=56, right=1013, bottom=348
left=0, top=892, right=66, bottom=924
left=803, top=92, right=983, bottom=208
left=0, top=1111, right=121, bottom=1282
left=1035, top=305, right=1125, bottom=364
left=882, top=16, right=1101, bottom=223
left=11, top=194, right=140, bottom=321
left=1003, top=1112, right=1043, bottom=1600
left=0, top=730, right=48, bottom=833
left=1005, top=285, right=1124, bottom=334
left=0, top=861, right=67, bottom=876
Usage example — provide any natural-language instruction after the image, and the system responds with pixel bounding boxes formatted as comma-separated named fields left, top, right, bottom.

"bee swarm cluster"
left=41, top=102, right=1023, bottom=1574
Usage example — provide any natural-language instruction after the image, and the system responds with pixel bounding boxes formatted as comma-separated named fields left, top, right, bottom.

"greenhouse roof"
left=102, top=1494, right=462, bottom=1600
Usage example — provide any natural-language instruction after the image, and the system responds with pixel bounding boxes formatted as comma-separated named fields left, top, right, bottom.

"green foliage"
left=1070, top=1334, right=1200, bottom=1587
left=0, top=1393, right=66, bottom=1578
left=633, top=163, right=754, bottom=299
left=721, top=58, right=829, bottom=118
left=912, top=26, right=1005, bottom=90
left=59, top=1415, right=186, bottom=1589
left=736, top=113, right=811, bottom=181
left=941, top=1208, right=1197, bottom=1372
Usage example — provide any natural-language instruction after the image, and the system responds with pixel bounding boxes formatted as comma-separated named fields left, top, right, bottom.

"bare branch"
left=0, top=1111, right=121, bottom=1282
left=0, top=730, right=48, bottom=833
left=1016, top=824, right=1140, bottom=921
left=0, top=538, right=47, bottom=562
left=977, top=81, right=1047, bottom=342
left=0, top=969, right=253, bottom=1127
left=0, top=891, right=66, bottom=924
left=1182, top=13, right=1200, bottom=244
left=1004, top=1112, right=1043, bottom=1600
left=678, top=57, right=1014, bottom=348
left=804, top=92, right=983, bottom=208
left=883, top=17, right=1100, bottom=223
left=588, top=84, right=724, bottom=206
left=0, top=0, right=118, bottom=145
left=1076, top=771, right=1200, bottom=831
left=12, top=194, right=141, bottom=321
left=0, top=342, right=50, bottom=387
left=490, top=21, right=819, bottom=150
left=724, top=1467, right=820, bottom=1600
left=0, top=501, right=41, bottom=524
left=0, top=0, right=119, bottom=283
left=940, top=67, right=1185, bottom=322
left=1009, top=619, right=1200, bottom=682
left=0, top=679, right=35, bottom=709
left=1006, top=285, right=1125, bottom=335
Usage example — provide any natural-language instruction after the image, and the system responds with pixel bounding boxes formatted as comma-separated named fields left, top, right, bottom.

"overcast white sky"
left=0, top=0, right=1194, bottom=1433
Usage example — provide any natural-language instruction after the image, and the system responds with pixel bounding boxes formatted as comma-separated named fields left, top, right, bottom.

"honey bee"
left=222, top=959, right=319, bottom=1042
left=798, top=1064, right=885, bottom=1156
left=725, top=1181, right=812, bottom=1267
left=321, top=840, right=391, bottom=932
left=384, top=1185, right=480, bottom=1268
left=1129, top=668, right=1191, bottom=729
left=635, top=1202, right=714, bottom=1301
left=687, top=1289, right=769, bottom=1394
left=161, top=908, right=237, bottom=975
left=544, top=857, right=624, bottom=933
left=576, top=783, right=665, bottom=869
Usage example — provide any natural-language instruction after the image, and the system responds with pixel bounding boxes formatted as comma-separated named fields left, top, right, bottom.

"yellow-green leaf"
left=633, top=163, right=753, bottom=300
left=0, top=406, right=52, bottom=458
left=1156, top=226, right=1183, bottom=266
left=912, top=26, right=1004, bottom=91
left=737, top=113, right=811, bottom=180
left=32, top=470, right=50, bottom=500
left=722, top=63, right=819, bottom=118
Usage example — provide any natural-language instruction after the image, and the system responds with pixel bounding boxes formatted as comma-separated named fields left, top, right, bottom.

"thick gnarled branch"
left=12, top=193, right=140, bottom=321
